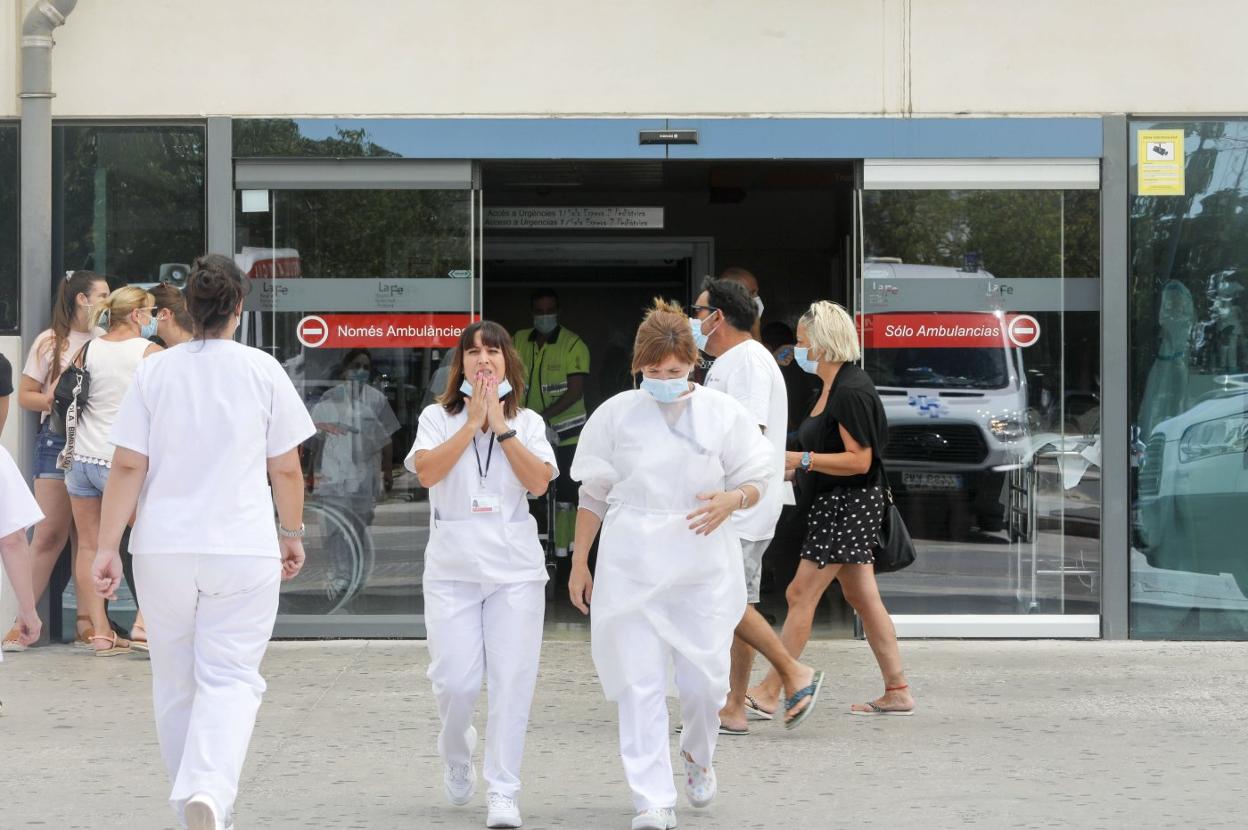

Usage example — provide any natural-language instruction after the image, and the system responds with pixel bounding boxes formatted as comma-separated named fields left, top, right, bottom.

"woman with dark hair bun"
left=92, top=253, right=315, bottom=830
left=404, top=320, right=557, bottom=829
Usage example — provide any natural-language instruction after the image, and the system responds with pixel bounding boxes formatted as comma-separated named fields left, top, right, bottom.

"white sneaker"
left=632, top=807, right=678, bottom=830
left=486, top=791, right=523, bottom=827
left=682, top=756, right=717, bottom=808
left=444, top=726, right=478, bottom=806
left=185, top=793, right=225, bottom=830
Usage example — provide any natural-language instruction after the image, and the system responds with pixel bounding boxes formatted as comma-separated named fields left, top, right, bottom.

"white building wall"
left=2, top=0, right=1247, bottom=119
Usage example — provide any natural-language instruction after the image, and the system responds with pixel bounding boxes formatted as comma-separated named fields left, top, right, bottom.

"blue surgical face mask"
left=140, top=315, right=159, bottom=339
left=640, top=376, right=690, bottom=404
left=794, top=346, right=820, bottom=375
left=348, top=368, right=370, bottom=383
left=460, top=378, right=513, bottom=398
left=689, top=316, right=717, bottom=352
left=533, top=314, right=558, bottom=335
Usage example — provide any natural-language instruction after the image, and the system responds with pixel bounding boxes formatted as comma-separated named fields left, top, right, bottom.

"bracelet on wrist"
left=496, top=429, right=518, bottom=443
left=737, top=488, right=749, bottom=509
left=278, top=523, right=305, bottom=539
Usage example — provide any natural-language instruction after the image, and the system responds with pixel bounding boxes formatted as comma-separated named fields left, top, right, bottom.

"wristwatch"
left=799, top=451, right=813, bottom=472
left=278, top=523, right=306, bottom=539
left=496, top=429, right=518, bottom=443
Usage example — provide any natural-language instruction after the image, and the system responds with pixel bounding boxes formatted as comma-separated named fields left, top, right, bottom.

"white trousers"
left=614, top=616, right=726, bottom=811
left=424, top=578, right=546, bottom=800
left=135, top=554, right=280, bottom=827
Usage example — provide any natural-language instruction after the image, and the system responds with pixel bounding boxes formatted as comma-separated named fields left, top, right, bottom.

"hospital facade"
left=2, top=1, right=1247, bottom=641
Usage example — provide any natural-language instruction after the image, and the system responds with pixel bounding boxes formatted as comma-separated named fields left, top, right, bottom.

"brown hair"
left=436, top=320, right=525, bottom=420
left=185, top=254, right=246, bottom=338
left=46, top=270, right=107, bottom=384
left=630, top=298, right=698, bottom=373
left=150, top=283, right=193, bottom=334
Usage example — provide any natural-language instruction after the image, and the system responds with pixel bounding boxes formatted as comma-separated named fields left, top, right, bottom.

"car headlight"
left=989, top=417, right=1027, bottom=441
left=1179, top=412, right=1248, bottom=462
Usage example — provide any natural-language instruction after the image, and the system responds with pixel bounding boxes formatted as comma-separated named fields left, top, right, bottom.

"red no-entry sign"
left=1006, top=314, right=1041, bottom=348
left=296, top=315, right=329, bottom=348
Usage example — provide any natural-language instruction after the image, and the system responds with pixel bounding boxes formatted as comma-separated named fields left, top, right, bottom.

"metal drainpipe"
left=19, top=0, right=78, bottom=644
left=18, top=0, right=77, bottom=477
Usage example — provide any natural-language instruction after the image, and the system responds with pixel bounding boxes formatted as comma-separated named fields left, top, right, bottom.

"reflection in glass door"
left=233, top=160, right=479, bottom=636
left=860, top=160, right=1102, bottom=636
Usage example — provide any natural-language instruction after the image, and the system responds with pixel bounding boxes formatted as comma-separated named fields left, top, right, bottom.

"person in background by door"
left=514, top=288, right=590, bottom=561
left=92, top=253, right=314, bottom=830
left=720, top=267, right=764, bottom=342
left=693, top=278, right=825, bottom=734
left=66, top=286, right=163, bottom=656
left=150, top=283, right=194, bottom=348
left=747, top=301, right=915, bottom=719
left=407, top=320, right=556, bottom=830
left=310, top=348, right=400, bottom=600
left=3, top=271, right=109, bottom=654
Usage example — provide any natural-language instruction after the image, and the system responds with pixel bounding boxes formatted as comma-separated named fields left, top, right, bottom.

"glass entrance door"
left=859, top=159, right=1103, bottom=637
left=233, top=159, right=479, bottom=636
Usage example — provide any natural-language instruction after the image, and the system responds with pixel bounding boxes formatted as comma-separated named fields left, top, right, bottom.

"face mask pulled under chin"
left=461, top=378, right=513, bottom=398
left=640, top=376, right=689, bottom=403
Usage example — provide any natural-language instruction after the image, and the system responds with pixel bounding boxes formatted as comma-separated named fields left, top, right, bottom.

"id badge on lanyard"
left=470, top=433, right=501, bottom=515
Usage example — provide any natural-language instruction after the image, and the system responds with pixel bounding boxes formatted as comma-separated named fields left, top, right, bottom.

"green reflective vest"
left=515, top=326, right=590, bottom=446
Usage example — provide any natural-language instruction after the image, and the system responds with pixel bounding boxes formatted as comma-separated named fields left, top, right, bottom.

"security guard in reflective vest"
left=514, top=288, right=590, bottom=559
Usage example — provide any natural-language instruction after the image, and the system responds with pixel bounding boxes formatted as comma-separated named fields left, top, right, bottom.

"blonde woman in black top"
left=747, top=301, right=915, bottom=718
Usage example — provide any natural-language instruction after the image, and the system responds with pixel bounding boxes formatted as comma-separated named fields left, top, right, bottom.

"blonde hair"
left=90, top=286, right=155, bottom=331
left=631, top=298, right=698, bottom=373
left=800, top=300, right=861, bottom=364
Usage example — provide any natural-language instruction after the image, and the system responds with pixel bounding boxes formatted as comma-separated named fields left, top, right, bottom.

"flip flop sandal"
left=744, top=694, right=775, bottom=721
left=850, top=702, right=915, bottom=716
left=674, top=723, right=751, bottom=737
left=783, top=670, right=825, bottom=731
left=850, top=684, right=915, bottom=716
left=90, top=632, right=131, bottom=657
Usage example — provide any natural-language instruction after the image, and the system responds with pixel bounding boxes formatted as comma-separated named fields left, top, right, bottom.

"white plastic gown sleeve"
left=570, top=386, right=774, bottom=701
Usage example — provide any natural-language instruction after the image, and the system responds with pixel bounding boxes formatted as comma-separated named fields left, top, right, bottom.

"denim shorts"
left=32, top=422, right=67, bottom=481
left=65, top=459, right=111, bottom=499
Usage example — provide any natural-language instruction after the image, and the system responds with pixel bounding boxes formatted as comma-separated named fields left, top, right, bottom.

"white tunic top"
left=310, top=382, right=400, bottom=500
left=110, top=339, right=316, bottom=558
left=703, top=338, right=789, bottom=541
left=406, top=404, right=557, bottom=585
left=571, top=385, right=774, bottom=700
left=0, top=447, right=44, bottom=663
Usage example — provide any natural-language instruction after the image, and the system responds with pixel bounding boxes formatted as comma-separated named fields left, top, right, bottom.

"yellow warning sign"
left=1138, top=130, right=1185, bottom=196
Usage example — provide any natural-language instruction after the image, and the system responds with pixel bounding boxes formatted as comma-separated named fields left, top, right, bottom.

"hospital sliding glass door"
left=858, top=159, right=1103, bottom=637
left=233, top=159, right=481, bottom=636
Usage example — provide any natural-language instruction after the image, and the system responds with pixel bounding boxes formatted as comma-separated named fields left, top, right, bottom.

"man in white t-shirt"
left=696, top=277, right=822, bottom=732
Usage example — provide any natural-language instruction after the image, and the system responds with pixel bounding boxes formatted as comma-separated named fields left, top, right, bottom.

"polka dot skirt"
left=799, top=485, right=887, bottom=568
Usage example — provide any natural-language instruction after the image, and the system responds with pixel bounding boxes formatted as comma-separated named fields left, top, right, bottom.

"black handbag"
left=873, top=458, right=917, bottom=574
left=49, top=341, right=91, bottom=437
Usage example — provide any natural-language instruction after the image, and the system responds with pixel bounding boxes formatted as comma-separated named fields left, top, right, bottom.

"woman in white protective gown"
left=568, top=300, right=774, bottom=830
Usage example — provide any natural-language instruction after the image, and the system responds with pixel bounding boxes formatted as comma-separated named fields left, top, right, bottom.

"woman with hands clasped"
left=568, top=300, right=774, bottom=830
left=406, top=321, right=557, bottom=830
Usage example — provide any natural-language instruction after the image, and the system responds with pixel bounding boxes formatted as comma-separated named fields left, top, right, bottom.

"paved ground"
left=1, top=639, right=1245, bottom=829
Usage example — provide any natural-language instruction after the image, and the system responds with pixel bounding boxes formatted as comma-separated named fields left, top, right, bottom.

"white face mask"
left=533, top=314, right=558, bottom=335
left=753, top=296, right=765, bottom=319
left=460, top=378, right=513, bottom=398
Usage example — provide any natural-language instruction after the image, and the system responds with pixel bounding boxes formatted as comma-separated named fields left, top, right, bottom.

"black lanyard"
left=472, top=433, right=495, bottom=484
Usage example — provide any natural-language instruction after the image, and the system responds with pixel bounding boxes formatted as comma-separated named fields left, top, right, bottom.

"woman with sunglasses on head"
left=568, top=299, right=774, bottom=830
left=406, top=321, right=557, bottom=830
left=58, top=284, right=162, bottom=656
left=3, top=271, right=108, bottom=653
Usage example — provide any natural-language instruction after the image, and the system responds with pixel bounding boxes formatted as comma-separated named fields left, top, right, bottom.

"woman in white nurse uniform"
left=1, top=445, right=44, bottom=704
left=406, top=320, right=557, bottom=830
left=568, top=300, right=774, bottom=830
left=91, top=254, right=315, bottom=830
